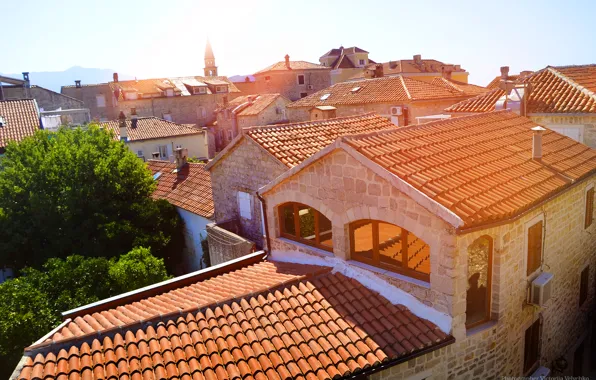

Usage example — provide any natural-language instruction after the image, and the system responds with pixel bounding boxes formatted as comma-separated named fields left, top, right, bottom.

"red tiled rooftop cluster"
left=101, top=117, right=204, bottom=142
left=0, top=99, right=40, bottom=150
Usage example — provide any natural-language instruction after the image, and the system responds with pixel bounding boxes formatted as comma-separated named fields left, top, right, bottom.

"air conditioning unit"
left=390, top=106, right=402, bottom=115
left=307, top=85, right=314, bottom=90
left=530, top=366, right=550, bottom=379
left=530, top=272, right=554, bottom=306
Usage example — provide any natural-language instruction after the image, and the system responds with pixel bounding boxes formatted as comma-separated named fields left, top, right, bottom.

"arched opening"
left=466, top=235, right=493, bottom=328
left=349, top=220, right=430, bottom=281
left=278, top=202, right=333, bottom=251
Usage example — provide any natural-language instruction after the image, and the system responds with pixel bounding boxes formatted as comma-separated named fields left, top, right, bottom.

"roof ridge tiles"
left=547, top=66, right=596, bottom=102
left=399, top=76, right=412, bottom=100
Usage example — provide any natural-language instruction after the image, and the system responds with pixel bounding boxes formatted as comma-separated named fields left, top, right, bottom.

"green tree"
left=0, top=248, right=170, bottom=377
left=0, top=126, right=183, bottom=270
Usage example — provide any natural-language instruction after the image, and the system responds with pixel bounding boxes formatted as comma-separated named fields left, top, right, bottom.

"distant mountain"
left=229, top=75, right=255, bottom=83
left=1, top=66, right=134, bottom=92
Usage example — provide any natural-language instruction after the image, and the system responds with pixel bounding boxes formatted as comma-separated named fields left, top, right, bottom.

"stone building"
left=61, top=41, right=239, bottom=125
left=205, top=114, right=397, bottom=249
left=101, top=112, right=209, bottom=161
left=446, top=64, right=596, bottom=149
left=257, top=110, right=596, bottom=379
left=208, top=93, right=290, bottom=156
left=253, top=55, right=331, bottom=101
left=287, top=75, right=486, bottom=125
left=319, top=47, right=469, bottom=84
left=0, top=98, right=41, bottom=153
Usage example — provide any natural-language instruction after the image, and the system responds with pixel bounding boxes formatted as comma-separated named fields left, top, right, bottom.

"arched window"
left=278, top=203, right=333, bottom=251
left=466, top=236, right=493, bottom=328
left=349, top=220, right=430, bottom=281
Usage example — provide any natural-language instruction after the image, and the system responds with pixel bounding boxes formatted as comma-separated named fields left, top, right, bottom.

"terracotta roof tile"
left=146, top=160, right=214, bottom=218
left=101, top=117, right=203, bottom=142
left=254, top=61, right=329, bottom=74
left=246, top=113, right=397, bottom=168
left=344, top=110, right=596, bottom=229
left=0, top=99, right=40, bottom=150
left=222, top=94, right=286, bottom=117
left=430, top=77, right=489, bottom=96
left=17, top=260, right=452, bottom=379
left=110, top=76, right=240, bottom=96
left=288, top=75, right=469, bottom=109
left=448, top=65, right=596, bottom=114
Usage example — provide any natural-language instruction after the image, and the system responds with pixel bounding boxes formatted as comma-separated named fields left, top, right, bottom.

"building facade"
left=258, top=111, right=596, bottom=378
left=253, top=55, right=331, bottom=101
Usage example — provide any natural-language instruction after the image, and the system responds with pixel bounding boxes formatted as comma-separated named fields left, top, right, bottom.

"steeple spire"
left=204, top=39, right=217, bottom=77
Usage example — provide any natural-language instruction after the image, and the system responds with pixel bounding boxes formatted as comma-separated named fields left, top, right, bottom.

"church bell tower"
left=204, top=39, right=218, bottom=77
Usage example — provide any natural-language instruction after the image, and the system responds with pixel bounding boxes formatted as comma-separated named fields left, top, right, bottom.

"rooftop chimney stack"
left=500, top=66, right=510, bottom=79
left=113, top=73, right=119, bottom=83
left=285, top=54, right=291, bottom=69
left=413, top=54, right=422, bottom=65
left=131, top=108, right=138, bottom=128
left=22, top=72, right=30, bottom=88
left=75, top=80, right=81, bottom=88
left=531, top=126, right=546, bottom=160
left=118, top=111, right=128, bottom=142
left=374, top=63, right=384, bottom=78
left=174, top=147, right=188, bottom=169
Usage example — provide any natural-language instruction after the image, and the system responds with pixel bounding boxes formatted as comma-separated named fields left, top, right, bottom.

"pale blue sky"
left=2, top=0, right=595, bottom=86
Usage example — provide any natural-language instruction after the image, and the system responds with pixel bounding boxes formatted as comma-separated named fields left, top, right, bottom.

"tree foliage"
left=0, top=126, right=183, bottom=270
left=0, top=248, right=170, bottom=377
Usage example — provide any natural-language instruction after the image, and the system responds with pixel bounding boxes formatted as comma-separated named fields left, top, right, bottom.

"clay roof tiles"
left=444, top=88, right=506, bottom=113
left=224, top=94, right=286, bottom=117
left=0, top=99, right=40, bottom=150
left=101, top=117, right=203, bottom=142
left=246, top=113, right=397, bottom=168
left=342, top=111, right=596, bottom=229
left=16, top=260, right=452, bottom=379
left=287, top=75, right=469, bottom=109
left=254, top=61, right=329, bottom=74
left=430, top=77, right=489, bottom=97
left=146, top=160, right=214, bottom=218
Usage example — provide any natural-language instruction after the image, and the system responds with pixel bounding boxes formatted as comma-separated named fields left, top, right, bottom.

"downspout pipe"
left=256, top=191, right=272, bottom=254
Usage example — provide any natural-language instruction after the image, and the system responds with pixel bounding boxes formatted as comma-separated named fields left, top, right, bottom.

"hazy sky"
left=3, top=0, right=595, bottom=86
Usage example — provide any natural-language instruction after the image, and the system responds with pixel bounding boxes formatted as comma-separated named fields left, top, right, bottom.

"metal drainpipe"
left=256, top=192, right=271, bottom=254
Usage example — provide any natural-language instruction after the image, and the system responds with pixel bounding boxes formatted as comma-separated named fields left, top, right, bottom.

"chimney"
left=285, top=54, right=291, bottom=69
left=500, top=66, right=510, bottom=79
left=118, top=111, right=128, bottom=142
left=131, top=108, right=138, bottom=128
left=152, top=152, right=160, bottom=159
left=374, top=64, right=384, bottom=78
left=531, top=126, right=546, bottom=160
left=174, top=147, right=188, bottom=169
left=442, top=68, right=452, bottom=80
left=113, top=73, right=119, bottom=83
left=413, top=54, right=422, bottom=65
left=75, top=80, right=81, bottom=88
left=22, top=72, right=30, bottom=88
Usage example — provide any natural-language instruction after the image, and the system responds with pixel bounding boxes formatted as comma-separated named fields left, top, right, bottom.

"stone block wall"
left=61, top=84, right=117, bottom=121
left=3, top=86, right=84, bottom=112
left=254, top=69, right=331, bottom=102
left=530, top=114, right=596, bottom=149
left=208, top=138, right=287, bottom=248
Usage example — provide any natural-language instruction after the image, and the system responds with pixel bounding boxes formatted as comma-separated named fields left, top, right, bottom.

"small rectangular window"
left=227, top=130, right=233, bottom=141
left=165, top=89, right=174, bottom=97
left=96, top=94, right=106, bottom=108
left=137, top=150, right=143, bottom=157
left=523, top=319, right=541, bottom=375
left=527, top=221, right=543, bottom=276
left=163, top=113, right=172, bottom=121
left=238, top=191, right=252, bottom=220
left=297, top=75, right=305, bottom=85
left=359, top=59, right=365, bottom=65
left=580, top=266, right=589, bottom=306
left=158, top=145, right=168, bottom=159
left=265, top=76, right=271, bottom=81
left=300, top=92, right=308, bottom=98
left=585, top=187, right=594, bottom=229
left=216, top=85, right=228, bottom=93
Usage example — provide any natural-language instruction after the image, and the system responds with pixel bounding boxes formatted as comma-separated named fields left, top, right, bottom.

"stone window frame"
left=584, top=183, right=594, bottom=229
left=521, top=314, right=543, bottom=376
left=237, top=191, right=252, bottom=220
left=524, top=213, right=545, bottom=281
left=465, top=235, right=494, bottom=330
left=297, top=74, right=305, bottom=85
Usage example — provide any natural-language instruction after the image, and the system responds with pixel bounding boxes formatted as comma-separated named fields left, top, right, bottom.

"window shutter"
left=586, top=188, right=594, bottom=229
left=527, top=221, right=543, bottom=276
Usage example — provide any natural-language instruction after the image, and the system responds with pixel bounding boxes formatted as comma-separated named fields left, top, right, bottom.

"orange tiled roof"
left=0, top=99, right=40, bottom=150
left=254, top=61, right=329, bottom=74
left=147, top=160, right=214, bottom=218
left=110, top=76, right=240, bottom=97
left=430, top=77, right=489, bottom=96
left=101, top=117, right=203, bottom=142
left=344, top=111, right=596, bottom=229
left=287, top=76, right=469, bottom=109
left=223, top=94, right=286, bottom=117
left=17, top=260, right=451, bottom=379
left=486, top=75, right=520, bottom=89
left=448, top=65, right=596, bottom=114
left=246, top=113, right=397, bottom=168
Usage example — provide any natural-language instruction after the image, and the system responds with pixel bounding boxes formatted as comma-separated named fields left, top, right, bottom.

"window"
left=574, top=340, right=585, bottom=376
left=163, top=113, right=172, bottom=121
left=580, top=265, right=589, bottom=306
left=216, top=85, right=228, bottom=93
left=297, top=75, right=305, bottom=85
left=279, top=202, right=333, bottom=251
left=265, top=76, right=271, bottom=82
left=227, top=130, right=233, bottom=141
left=320, top=93, right=330, bottom=101
left=523, top=319, right=541, bottom=375
left=349, top=220, right=430, bottom=281
left=193, top=87, right=206, bottom=94
left=586, top=187, right=594, bottom=229
left=527, top=221, right=543, bottom=276
left=137, top=150, right=144, bottom=157
left=466, top=236, right=493, bottom=328
left=359, top=59, right=366, bottom=66
left=96, top=94, right=106, bottom=108
left=165, top=89, right=174, bottom=97
left=300, top=92, right=308, bottom=98
left=158, top=145, right=168, bottom=159
left=198, top=107, right=207, bottom=119
left=125, top=92, right=138, bottom=100
left=238, top=192, right=252, bottom=220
